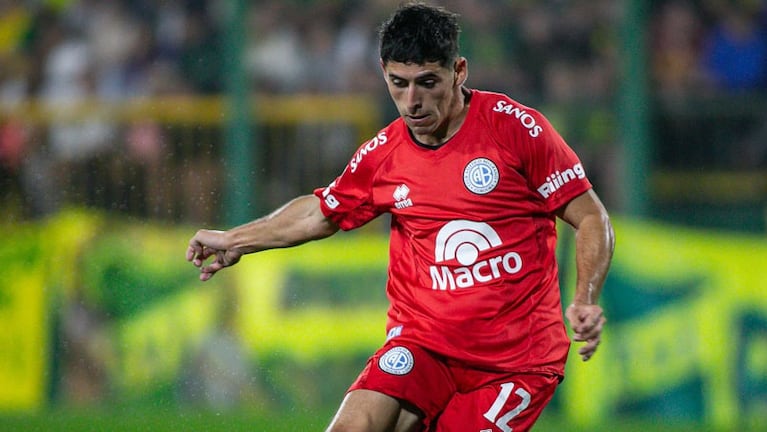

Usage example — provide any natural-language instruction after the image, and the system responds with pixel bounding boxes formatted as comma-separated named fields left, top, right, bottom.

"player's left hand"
left=565, top=303, right=606, bottom=361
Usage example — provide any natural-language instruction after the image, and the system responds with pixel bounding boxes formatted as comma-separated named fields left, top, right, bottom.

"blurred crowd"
left=0, top=0, right=761, bottom=105
left=651, top=0, right=767, bottom=99
left=0, top=0, right=627, bottom=113
left=650, top=0, right=767, bottom=171
left=0, top=0, right=765, bottom=222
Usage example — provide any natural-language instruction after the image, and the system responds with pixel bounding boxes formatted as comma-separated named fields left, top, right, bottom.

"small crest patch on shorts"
left=378, top=346, right=414, bottom=375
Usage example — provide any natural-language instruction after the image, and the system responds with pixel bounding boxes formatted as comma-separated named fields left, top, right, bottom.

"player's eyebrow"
left=387, top=71, right=442, bottom=82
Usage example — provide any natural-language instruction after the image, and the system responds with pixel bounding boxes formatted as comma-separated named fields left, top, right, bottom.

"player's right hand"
left=186, top=229, right=242, bottom=281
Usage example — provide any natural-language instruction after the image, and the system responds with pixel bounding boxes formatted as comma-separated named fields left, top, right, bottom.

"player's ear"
left=454, top=57, right=468, bottom=87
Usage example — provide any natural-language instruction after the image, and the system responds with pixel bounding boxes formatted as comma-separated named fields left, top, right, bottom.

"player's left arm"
left=556, top=189, right=615, bottom=361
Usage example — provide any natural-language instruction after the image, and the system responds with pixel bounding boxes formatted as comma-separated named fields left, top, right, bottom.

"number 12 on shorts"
left=482, top=382, right=531, bottom=432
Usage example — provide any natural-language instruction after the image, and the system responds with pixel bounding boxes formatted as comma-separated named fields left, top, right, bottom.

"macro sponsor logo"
left=492, top=100, right=543, bottom=138
left=350, top=131, right=388, bottom=173
left=536, top=162, right=586, bottom=199
left=429, top=220, right=522, bottom=290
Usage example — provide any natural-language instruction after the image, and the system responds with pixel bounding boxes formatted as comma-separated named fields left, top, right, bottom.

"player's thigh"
left=433, top=373, right=560, bottom=432
left=326, top=389, right=418, bottom=432
left=347, top=341, right=456, bottom=430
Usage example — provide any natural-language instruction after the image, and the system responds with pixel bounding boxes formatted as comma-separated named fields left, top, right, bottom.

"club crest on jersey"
left=378, top=347, right=414, bottom=375
left=463, top=158, right=499, bottom=195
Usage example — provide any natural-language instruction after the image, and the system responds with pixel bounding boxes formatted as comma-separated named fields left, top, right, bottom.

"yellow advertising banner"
left=0, top=210, right=102, bottom=410
left=0, top=270, right=47, bottom=410
left=560, top=218, right=767, bottom=429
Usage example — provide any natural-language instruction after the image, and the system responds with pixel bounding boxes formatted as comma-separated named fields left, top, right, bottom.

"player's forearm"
left=226, top=195, right=339, bottom=254
left=572, top=211, right=615, bottom=305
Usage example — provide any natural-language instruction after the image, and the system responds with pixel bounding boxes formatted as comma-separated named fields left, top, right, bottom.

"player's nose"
left=406, top=84, right=421, bottom=112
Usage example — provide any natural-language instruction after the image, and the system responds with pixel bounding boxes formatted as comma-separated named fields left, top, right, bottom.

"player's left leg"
left=432, top=373, right=560, bottom=432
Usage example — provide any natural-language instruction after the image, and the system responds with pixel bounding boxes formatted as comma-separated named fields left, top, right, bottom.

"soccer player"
left=186, top=3, right=615, bottom=431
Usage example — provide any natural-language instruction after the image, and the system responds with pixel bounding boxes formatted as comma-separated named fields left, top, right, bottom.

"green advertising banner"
left=0, top=210, right=765, bottom=430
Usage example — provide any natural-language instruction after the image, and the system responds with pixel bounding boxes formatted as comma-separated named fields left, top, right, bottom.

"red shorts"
left=348, top=340, right=561, bottom=431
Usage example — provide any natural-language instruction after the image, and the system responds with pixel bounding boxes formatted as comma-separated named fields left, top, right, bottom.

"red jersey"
left=314, top=89, right=591, bottom=375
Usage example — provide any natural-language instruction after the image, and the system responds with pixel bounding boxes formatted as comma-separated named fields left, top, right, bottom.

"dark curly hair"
left=378, top=2, right=461, bottom=67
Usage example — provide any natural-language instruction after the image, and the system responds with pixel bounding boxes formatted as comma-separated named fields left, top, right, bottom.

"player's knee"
left=326, top=390, right=413, bottom=432
left=325, top=415, right=382, bottom=432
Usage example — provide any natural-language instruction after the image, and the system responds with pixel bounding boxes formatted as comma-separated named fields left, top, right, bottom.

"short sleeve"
left=516, top=108, right=592, bottom=212
left=313, top=168, right=382, bottom=231
left=312, top=131, right=392, bottom=230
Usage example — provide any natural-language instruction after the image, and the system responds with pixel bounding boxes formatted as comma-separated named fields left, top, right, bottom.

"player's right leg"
left=325, top=389, right=421, bottom=432
left=327, top=341, right=455, bottom=431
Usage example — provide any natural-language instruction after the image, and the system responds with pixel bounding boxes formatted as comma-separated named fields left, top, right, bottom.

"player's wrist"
left=568, top=299, right=598, bottom=308
left=571, top=283, right=599, bottom=306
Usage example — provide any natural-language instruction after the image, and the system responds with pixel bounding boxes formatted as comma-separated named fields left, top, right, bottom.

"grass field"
left=0, top=408, right=759, bottom=432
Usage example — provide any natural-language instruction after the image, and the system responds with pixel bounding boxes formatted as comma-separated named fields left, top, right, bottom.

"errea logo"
left=430, top=220, right=522, bottom=290
left=393, top=184, right=413, bottom=209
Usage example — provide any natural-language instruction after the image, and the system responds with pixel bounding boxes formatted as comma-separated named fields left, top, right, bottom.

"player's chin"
left=408, top=124, right=440, bottom=141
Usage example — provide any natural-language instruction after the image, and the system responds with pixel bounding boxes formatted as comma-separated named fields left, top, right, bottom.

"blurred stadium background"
left=0, top=0, right=766, bottom=430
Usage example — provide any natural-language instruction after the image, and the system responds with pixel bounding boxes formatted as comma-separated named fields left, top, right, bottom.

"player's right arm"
left=556, top=189, right=614, bottom=361
left=186, top=194, right=339, bottom=281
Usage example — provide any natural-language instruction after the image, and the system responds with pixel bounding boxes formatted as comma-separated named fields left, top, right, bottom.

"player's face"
left=382, top=59, right=467, bottom=145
